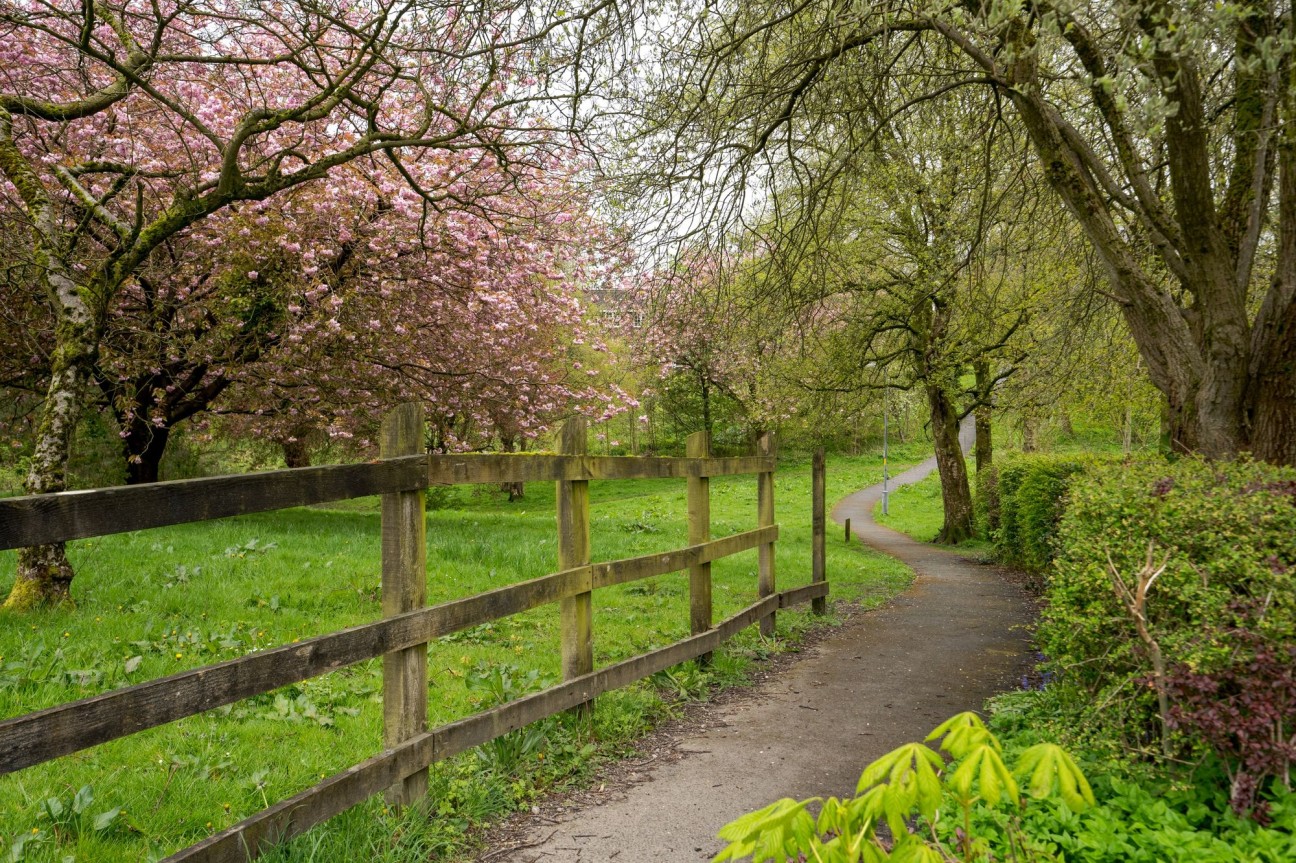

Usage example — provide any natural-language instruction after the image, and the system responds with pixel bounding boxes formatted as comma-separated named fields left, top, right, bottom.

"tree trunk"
left=1004, top=72, right=1257, bottom=461
left=1022, top=415, right=1037, bottom=452
left=927, top=383, right=974, bottom=545
left=4, top=315, right=97, bottom=610
left=1058, top=411, right=1074, bottom=437
left=281, top=436, right=312, bottom=469
left=1249, top=298, right=1296, bottom=464
left=975, top=407, right=992, bottom=472
left=499, top=435, right=525, bottom=501
left=123, top=420, right=170, bottom=485
left=700, top=375, right=713, bottom=437
left=1, top=116, right=100, bottom=610
left=973, top=360, right=993, bottom=471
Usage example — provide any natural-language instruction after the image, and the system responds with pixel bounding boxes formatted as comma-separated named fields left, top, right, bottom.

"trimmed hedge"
left=1038, top=456, right=1296, bottom=754
left=977, top=453, right=1095, bottom=571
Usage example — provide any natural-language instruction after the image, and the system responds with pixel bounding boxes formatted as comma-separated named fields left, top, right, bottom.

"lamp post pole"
left=882, top=382, right=889, bottom=516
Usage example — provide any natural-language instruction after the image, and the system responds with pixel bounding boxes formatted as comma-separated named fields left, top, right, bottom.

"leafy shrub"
left=1039, top=457, right=1296, bottom=762
left=1165, top=603, right=1296, bottom=820
left=1015, top=762, right=1296, bottom=862
left=978, top=454, right=1094, bottom=572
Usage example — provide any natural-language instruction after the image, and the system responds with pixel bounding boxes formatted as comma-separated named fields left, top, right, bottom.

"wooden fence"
left=0, top=405, right=829, bottom=862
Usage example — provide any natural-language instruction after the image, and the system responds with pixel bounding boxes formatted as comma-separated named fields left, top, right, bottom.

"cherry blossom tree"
left=624, top=249, right=804, bottom=453
left=0, top=0, right=618, bottom=608
left=1, top=152, right=628, bottom=483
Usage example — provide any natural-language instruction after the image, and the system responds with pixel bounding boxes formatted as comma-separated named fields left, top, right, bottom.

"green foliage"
left=7, top=785, right=123, bottom=862
left=1023, top=771, right=1296, bottom=862
left=978, top=454, right=1095, bottom=571
left=464, top=661, right=561, bottom=774
left=713, top=712, right=1094, bottom=863
left=1038, top=457, right=1296, bottom=745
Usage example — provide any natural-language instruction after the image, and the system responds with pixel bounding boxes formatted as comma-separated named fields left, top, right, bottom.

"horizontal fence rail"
left=0, top=406, right=828, bottom=863
left=0, top=455, right=775, bottom=551
left=0, top=456, right=429, bottom=550
left=426, top=453, right=776, bottom=485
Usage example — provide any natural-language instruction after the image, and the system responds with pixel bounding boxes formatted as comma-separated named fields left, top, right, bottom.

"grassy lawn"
left=0, top=445, right=928, bottom=862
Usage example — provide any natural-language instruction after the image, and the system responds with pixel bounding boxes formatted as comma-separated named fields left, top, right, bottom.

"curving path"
left=484, top=421, right=1034, bottom=862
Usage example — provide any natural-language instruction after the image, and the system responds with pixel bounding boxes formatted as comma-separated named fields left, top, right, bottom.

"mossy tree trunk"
left=1, top=107, right=100, bottom=610
left=927, top=382, right=974, bottom=545
left=913, top=295, right=974, bottom=545
left=973, top=359, right=993, bottom=472
left=5, top=281, right=100, bottom=610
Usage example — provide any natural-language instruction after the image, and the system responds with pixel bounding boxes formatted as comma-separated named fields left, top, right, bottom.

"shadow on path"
left=485, top=423, right=1035, bottom=863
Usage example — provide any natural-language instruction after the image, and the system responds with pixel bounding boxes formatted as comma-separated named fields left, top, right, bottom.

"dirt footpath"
left=482, top=429, right=1035, bottom=862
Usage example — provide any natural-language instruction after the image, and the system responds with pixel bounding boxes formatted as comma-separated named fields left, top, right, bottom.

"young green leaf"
left=856, top=743, right=945, bottom=794
left=951, top=744, right=1019, bottom=806
left=1013, top=743, right=1096, bottom=811
left=72, top=785, right=93, bottom=815
left=714, top=797, right=817, bottom=862
left=926, top=711, right=995, bottom=758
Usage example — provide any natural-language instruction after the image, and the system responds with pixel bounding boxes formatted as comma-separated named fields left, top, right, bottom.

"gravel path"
left=483, top=424, right=1035, bottom=862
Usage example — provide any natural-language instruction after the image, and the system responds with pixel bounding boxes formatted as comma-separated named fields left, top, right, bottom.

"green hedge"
left=1038, top=457, right=1296, bottom=739
left=977, top=453, right=1095, bottom=571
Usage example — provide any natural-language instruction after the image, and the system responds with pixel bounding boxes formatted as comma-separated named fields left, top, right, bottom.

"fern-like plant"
left=713, top=712, right=1094, bottom=863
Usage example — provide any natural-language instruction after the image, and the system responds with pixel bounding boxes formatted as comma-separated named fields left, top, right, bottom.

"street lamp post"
left=866, top=360, right=891, bottom=516
left=882, top=381, right=889, bottom=516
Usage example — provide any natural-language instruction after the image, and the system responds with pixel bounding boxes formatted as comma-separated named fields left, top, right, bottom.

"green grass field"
left=0, top=444, right=929, bottom=862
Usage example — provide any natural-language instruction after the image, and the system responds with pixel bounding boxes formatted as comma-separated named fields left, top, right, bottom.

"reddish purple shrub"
left=1165, top=607, right=1296, bottom=821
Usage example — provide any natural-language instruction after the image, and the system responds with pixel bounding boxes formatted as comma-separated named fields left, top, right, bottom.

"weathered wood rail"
left=0, top=406, right=829, bottom=863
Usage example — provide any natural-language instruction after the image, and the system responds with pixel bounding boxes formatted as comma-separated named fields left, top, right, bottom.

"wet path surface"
left=485, top=424, right=1034, bottom=862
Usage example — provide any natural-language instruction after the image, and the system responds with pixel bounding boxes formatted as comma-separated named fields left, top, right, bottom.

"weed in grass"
left=465, top=661, right=555, bottom=774
left=651, top=661, right=711, bottom=701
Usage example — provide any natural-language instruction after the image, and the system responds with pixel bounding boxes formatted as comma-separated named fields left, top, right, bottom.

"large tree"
left=765, top=86, right=1085, bottom=541
left=620, top=0, right=1296, bottom=465
left=0, top=0, right=615, bottom=608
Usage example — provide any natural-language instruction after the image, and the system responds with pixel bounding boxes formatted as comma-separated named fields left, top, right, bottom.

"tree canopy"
left=616, top=0, right=1296, bottom=466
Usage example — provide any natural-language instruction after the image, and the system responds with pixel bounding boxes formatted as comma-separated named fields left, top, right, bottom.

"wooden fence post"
left=844, top=518, right=851, bottom=543
left=757, top=432, right=777, bottom=637
left=686, top=431, right=712, bottom=665
left=556, top=418, right=593, bottom=716
left=380, top=402, right=428, bottom=806
left=812, top=448, right=827, bottom=614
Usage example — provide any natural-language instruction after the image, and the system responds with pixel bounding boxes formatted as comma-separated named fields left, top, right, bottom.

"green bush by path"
left=977, top=453, right=1098, bottom=571
left=1038, top=456, right=1296, bottom=815
left=0, top=451, right=916, bottom=862
left=1039, top=457, right=1296, bottom=716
